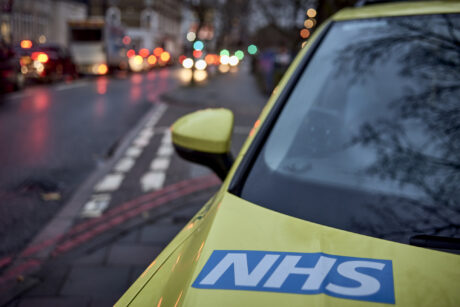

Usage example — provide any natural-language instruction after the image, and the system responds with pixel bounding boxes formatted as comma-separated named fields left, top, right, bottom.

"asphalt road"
left=0, top=64, right=268, bottom=305
left=0, top=69, right=180, bottom=258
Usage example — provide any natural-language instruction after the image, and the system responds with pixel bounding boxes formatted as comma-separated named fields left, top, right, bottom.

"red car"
left=18, top=44, right=78, bottom=83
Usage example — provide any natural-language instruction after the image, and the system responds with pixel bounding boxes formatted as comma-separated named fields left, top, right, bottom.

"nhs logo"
left=192, top=250, right=395, bottom=304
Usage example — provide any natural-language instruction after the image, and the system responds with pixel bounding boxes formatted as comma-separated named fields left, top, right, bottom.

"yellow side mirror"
left=171, top=108, right=234, bottom=180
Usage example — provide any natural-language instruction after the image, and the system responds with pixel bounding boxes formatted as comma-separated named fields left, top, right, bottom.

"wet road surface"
left=0, top=68, right=180, bottom=257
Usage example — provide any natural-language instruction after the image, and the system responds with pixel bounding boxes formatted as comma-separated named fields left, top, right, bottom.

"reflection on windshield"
left=241, top=14, right=460, bottom=248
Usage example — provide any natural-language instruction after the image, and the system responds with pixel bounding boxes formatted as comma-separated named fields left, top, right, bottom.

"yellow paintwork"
left=117, top=192, right=460, bottom=306
left=171, top=108, right=234, bottom=154
left=117, top=3, right=460, bottom=306
left=333, top=1, right=460, bottom=21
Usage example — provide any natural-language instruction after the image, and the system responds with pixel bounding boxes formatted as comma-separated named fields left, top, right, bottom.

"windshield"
left=241, top=14, right=460, bottom=251
left=70, top=28, right=103, bottom=42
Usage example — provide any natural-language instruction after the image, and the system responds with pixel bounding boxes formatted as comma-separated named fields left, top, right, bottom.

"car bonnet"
left=116, top=192, right=460, bottom=307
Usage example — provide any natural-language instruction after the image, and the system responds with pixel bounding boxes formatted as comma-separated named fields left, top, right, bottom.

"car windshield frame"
left=230, top=13, right=460, bottom=252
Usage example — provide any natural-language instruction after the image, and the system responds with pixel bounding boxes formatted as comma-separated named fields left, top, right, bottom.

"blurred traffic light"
left=248, top=45, right=258, bottom=55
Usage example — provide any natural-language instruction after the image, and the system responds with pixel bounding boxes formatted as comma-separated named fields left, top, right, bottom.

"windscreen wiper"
left=409, top=234, right=460, bottom=251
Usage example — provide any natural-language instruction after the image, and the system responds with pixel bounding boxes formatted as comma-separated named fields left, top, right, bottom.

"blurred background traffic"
left=0, top=0, right=359, bottom=95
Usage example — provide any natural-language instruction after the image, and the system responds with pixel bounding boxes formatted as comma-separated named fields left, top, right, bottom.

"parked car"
left=18, top=44, right=78, bottom=83
left=0, top=42, right=24, bottom=94
left=117, top=1, right=460, bottom=306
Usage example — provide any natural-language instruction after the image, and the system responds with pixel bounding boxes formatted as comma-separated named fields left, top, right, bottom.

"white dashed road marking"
left=140, top=130, right=174, bottom=192
left=114, top=157, right=135, bottom=173
left=150, top=157, right=170, bottom=171
left=94, top=174, right=124, bottom=192
left=133, top=136, right=150, bottom=147
left=81, top=194, right=111, bottom=218
left=140, top=172, right=166, bottom=191
left=157, top=144, right=174, bottom=156
left=125, top=147, right=142, bottom=158
left=81, top=103, right=168, bottom=218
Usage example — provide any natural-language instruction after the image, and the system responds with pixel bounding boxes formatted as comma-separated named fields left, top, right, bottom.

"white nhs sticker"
left=192, top=250, right=395, bottom=304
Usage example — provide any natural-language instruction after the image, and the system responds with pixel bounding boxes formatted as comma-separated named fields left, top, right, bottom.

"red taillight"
left=139, top=48, right=149, bottom=58
left=37, top=53, right=49, bottom=63
left=20, top=40, right=33, bottom=49
left=160, top=51, right=170, bottom=63
left=127, top=49, right=135, bottom=58
left=147, top=55, right=157, bottom=65
left=31, top=52, right=49, bottom=63
left=153, top=47, right=163, bottom=57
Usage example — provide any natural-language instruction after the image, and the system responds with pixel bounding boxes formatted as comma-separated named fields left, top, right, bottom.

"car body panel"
left=333, top=1, right=460, bottom=21
left=117, top=192, right=460, bottom=306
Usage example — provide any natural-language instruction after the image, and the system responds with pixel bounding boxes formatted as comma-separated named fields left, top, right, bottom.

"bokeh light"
left=304, top=19, right=314, bottom=28
left=127, top=49, right=135, bottom=58
left=122, top=36, right=131, bottom=45
left=205, top=54, right=215, bottom=65
left=218, top=64, right=230, bottom=73
left=307, top=8, right=317, bottom=18
left=153, top=47, right=164, bottom=57
left=160, top=51, right=170, bottom=62
left=193, top=40, right=204, bottom=51
left=182, top=58, right=194, bottom=69
left=300, top=28, right=310, bottom=39
left=195, top=59, right=207, bottom=70
left=37, top=53, right=49, bottom=63
left=229, top=55, right=239, bottom=66
left=97, top=64, right=108, bottom=75
left=38, top=35, right=47, bottom=44
left=20, top=40, right=33, bottom=49
left=220, top=55, right=230, bottom=65
left=186, top=32, right=196, bottom=42
left=129, top=55, right=144, bottom=72
left=235, top=50, right=244, bottom=60
left=193, top=50, right=202, bottom=58
left=193, top=70, right=207, bottom=82
left=247, top=44, right=258, bottom=55
left=139, top=48, right=149, bottom=58
left=147, top=55, right=157, bottom=65
left=219, top=49, right=230, bottom=56
left=179, top=68, right=192, bottom=83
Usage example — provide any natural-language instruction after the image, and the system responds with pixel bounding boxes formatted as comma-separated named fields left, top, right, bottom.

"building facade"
left=0, top=0, right=52, bottom=45
left=49, top=1, right=87, bottom=47
left=0, top=0, right=87, bottom=47
left=89, top=0, right=183, bottom=56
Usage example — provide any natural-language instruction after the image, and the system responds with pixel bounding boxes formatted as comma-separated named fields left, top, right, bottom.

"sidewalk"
left=2, top=65, right=268, bottom=307
left=6, top=188, right=217, bottom=307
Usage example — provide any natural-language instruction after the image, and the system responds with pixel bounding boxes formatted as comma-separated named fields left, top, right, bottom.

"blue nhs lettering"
left=192, top=250, right=395, bottom=304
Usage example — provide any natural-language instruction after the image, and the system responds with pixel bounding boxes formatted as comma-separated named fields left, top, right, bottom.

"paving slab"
left=116, top=229, right=140, bottom=244
left=106, top=244, right=162, bottom=266
left=25, top=263, right=69, bottom=297
left=139, top=223, right=183, bottom=245
left=60, top=266, right=130, bottom=300
left=16, top=297, right=89, bottom=307
left=73, top=247, right=109, bottom=265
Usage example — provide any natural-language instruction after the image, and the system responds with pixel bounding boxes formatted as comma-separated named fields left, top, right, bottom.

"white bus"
left=69, top=19, right=128, bottom=75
